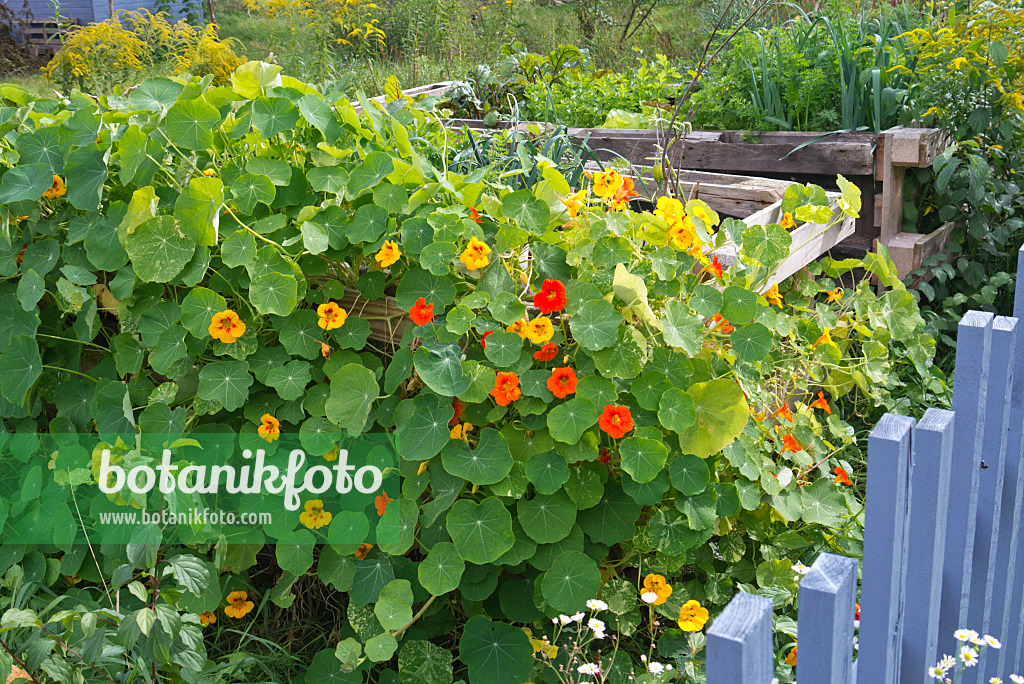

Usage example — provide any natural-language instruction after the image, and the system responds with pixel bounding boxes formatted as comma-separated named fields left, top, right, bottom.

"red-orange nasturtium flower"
left=607, top=176, right=639, bottom=211
left=815, top=328, right=836, bottom=348
left=781, top=434, right=802, bottom=453
left=547, top=367, right=578, bottom=399
left=409, top=297, right=435, bottom=325
left=834, top=466, right=853, bottom=486
left=375, top=491, right=391, bottom=516
left=317, top=301, right=347, bottom=330
left=209, top=310, right=246, bottom=343
left=490, top=372, right=522, bottom=406
left=481, top=331, right=494, bottom=348
left=775, top=403, right=794, bottom=423
left=469, top=206, right=483, bottom=223
left=710, top=313, right=733, bottom=333
left=534, top=279, right=567, bottom=314
left=707, top=255, right=724, bottom=279
left=811, top=391, right=831, bottom=414
left=780, top=212, right=796, bottom=230
left=450, top=397, right=465, bottom=426
left=785, top=645, right=797, bottom=666
left=355, top=543, right=373, bottom=560
left=598, top=404, right=634, bottom=439
left=257, top=414, right=280, bottom=442
left=534, top=342, right=558, bottom=361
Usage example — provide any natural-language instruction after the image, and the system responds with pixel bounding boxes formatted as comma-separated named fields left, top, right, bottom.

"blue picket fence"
left=705, top=244, right=1024, bottom=684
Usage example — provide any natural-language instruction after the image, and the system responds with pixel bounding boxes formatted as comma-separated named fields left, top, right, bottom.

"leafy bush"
left=243, top=0, right=385, bottom=51
left=0, top=62, right=942, bottom=682
left=42, top=10, right=246, bottom=93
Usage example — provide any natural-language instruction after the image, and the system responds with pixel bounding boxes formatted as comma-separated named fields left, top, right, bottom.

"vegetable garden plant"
left=0, top=62, right=944, bottom=683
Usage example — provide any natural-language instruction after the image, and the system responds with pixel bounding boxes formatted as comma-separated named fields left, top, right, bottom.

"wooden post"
left=939, top=311, right=994, bottom=654
left=706, top=592, right=775, bottom=684
left=857, top=412, right=915, bottom=684
left=797, top=553, right=858, bottom=684
left=902, top=408, right=955, bottom=684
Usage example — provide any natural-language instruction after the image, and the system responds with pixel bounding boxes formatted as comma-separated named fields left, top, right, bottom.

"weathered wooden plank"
left=797, top=553, right=858, bottom=684
left=337, top=291, right=411, bottom=345
left=963, top=317, right=1017, bottom=684
left=902, top=408, right=955, bottom=684
left=939, top=311, right=994, bottom=655
left=857, top=412, right=915, bottom=684
left=706, top=591, right=775, bottom=684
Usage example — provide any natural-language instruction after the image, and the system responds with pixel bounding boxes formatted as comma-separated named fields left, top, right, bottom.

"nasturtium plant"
left=0, top=63, right=945, bottom=683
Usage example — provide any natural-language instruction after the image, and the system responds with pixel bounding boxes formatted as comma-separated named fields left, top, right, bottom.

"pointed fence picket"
left=705, top=243, right=1024, bottom=683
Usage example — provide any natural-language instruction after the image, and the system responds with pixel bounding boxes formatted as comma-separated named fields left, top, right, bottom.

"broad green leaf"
left=249, top=272, right=298, bottom=315
left=593, top=326, right=646, bottom=379
left=298, top=93, right=341, bottom=142
left=414, top=342, right=470, bottom=396
left=396, top=267, right=456, bottom=309
left=163, top=98, right=221, bottom=150
left=325, top=364, right=378, bottom=433
left=488, top=292, right=526, bottom=325
left=266, top=360, right=311, bottom=401
left=247, top=158, right=291, bottom=185
left=731, top=322, right=772, bottom=362
left=619, top=436, right=667, bottom=483
left=658, top=388, right=696, bottom=434
left=0, top=335, right=41, bottom=405
left=741, top=223, right=792, bottom=270
left=721, top=286, right=757, bottom=325
left=252, top=96, right=299, bottom=138
left=547, top=398, right=598, bottom=444
left=276, top=310, right=321, bottom=358
left=669, top=454, right=710, bottom=495
left=365, top=633, right=399, bottom=662
left=679, top=379, right=749, bottom=458
left=374, top=579, right=413, bottom=631
left=394, top=393, right=453, bottom=461
left=373, top=182, right=408, bottom=214
left=15, top=128, right=62, bottom=174
left=0, top=164, right=51, bottom=204
left=689, top=284, right=723, bottom=317
left=197, top=360, right=253, bottom=411
left=524, top=451, right=570, bottom=494
left=377, top=498, right=417, bottom=554
left=348, top=204, right=389, bottom=244
left=348, top=151, right=395, bottom=195
left=660, top=300, right=703, bottom=354
left=441, top=427, right=513, bottom=484
left=517, top=490, right=576, bottom=544
left=800, top=478, right=846, bottom=526
left=123, top=216, right=196, bottom=283
left=326, top=511, right=370, bottom=546
left=399, top=639, right=454, bottom=684
left=446, top=498, right=514, bottom=564
left=570, top=299, right=621, bottom=351
left=577, top=481, right=642, bottom=545
left=541, top=551, right=600, bottom=612
left=129, top=77, right=184, bottom=110
left=501, top=189, right=550, bottom=235
left=180, top=287, right=227, bottom=337
left=231, top=173, right=275, bottom=215
left=64, top=144, right=108, bottom=211
left=458, top=616, right=533, bottom=684
left=418, top=541, right=465, bottom=595
left=648, top=508, right=708, bottom=556
left=174, top=176, right=223, bottom=246
left=483, top=331, right=523, bottom=367
left=17, top=270, right=44, bottom=311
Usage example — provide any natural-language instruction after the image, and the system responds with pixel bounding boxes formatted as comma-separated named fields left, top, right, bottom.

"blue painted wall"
left=4, top=0, right=196, bottom=27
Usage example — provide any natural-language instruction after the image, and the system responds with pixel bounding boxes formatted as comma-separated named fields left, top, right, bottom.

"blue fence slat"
left=1005, top=245, right=1024, bottom=673
left=901, top=408, right=955, bottom=684
left=939, top=311, right=994, bottom=653
left=857, top=413, right=915, bottom=684
left=706, top=592, right=775, bottom=684
left=797, top=553, right=858, bottom=684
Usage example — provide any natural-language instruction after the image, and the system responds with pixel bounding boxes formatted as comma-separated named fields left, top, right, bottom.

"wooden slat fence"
left=705, top=243, right=1024, bottom=683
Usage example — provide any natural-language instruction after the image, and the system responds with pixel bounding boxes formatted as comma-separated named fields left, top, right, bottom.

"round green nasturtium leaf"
left=577, top=481, right=643, bottom=546
left=524, top=451, right=570, bottom=494
left=441, top=427, right=513, bottom=485
left=179, top=287, right=227, bottom=338
left=330, top=316, right=371, bottom=351
left=501, top=188, right=550, bottom=235
left=276, top=529, right=315, bottom=575
left=221, top=229, right=257, bottom=268
left=395, top=393, right=454, bottom=461
left=365, top=633, right=399, bottom=663
left=0, top=163, right=51, bottom=204
left=251, top=96, right=300, bottom=138
left=630, top=372, right=672, bottom=411
left=541, top=551, right=601, bottom=613
left=721, top=285, right=758, bottom=324
left=564, top=467, right=604, bottom=510
left=348, top=151, right=395, bottom=195
left=648, top=508, right=707, bottom=556
left=574, top=375, right=618, bottom=409
left=731, top=322, right=773, bottom=362
left=498, top=579, right=543, bottom=623
left=488, top=292, right=527, bottom=325
left=458, top=616, right=533, bottom=684
left=299, top=416, right=342, bottom=457
left=399, top=639, right=454, bottom=684
left=619, top=437, right=668, bottom=484
left=483, top=331, right=523, bottom=367
left=325, top=363, right=379, bottom=434
left=396, top=267, right=457, bottom=309
left=420, top=241, right=457, bottom=275
left=197, top=360, right=252, bottom=412
left=123, top=216, right=195, bottom=283
left=690, top=283, right=723, bottom=317
left=307, top=166, right=348, bottom=195
left=547, top=398, right=599, bottom=444
left=669, top=454, right=710, bottom=496
left=679, top=379, right=749, bottom=458
left=265, top=360, right=311, bottom=401
left=658, top=388, right=696, bottom=435
left=570, top=299, right=622, bottom=351
left=517, top=490, right=576, bottom=544
left=414, top=342, right=470, bottom=396
left=348, top=204, right=389, bottom=244
left=305, top=649, right=362, bottom=684
left=277, top=309, right=322, bottom=359
left=622, top=470, right=670, bottom=505
left=374, top=579, right=413, bottom=631
left=249, top=272, right=298, bottom=316
left=377, top=499, right=418, bottom=555
left=230, top=173, right=275, bottom=215
left=446, top=498, right=514, bottom=564
left=418, top=541, right=465, bottom=595
left=326, top=511, right=370, bottom=547
left=593, top=326, right=646, bottom=379
left=660, top=300, right=703, bottom=355
left=163, top=98, right=221, bottom=150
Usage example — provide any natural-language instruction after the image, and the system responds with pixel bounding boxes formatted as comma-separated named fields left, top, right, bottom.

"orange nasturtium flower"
left=834, top=466, right=853, bottom=486
left=785, top=645, right=798, bottom=666
left=811, top=391, right=832, bottom=414
left=209, top=310, right=246, bottom=343
left=547, top=367, right=578, bottom=399
left=42, top=175, right=66, bottom=199
left=534, top=343, right=559, bottom=361
left=375, top=240, right=402, bottom=268
left=599, top=404, right=634, bottom=439
left=815, top=328, right=836, bottom=348
left=202, top=169, right=216, bottom=177
left=320, top=341, right=332, bottom=359
left=781, top=434, right=802, bottom=453
left=774, top=403, right=794, bottom=422
left=299, top=499, right=332, bottom=529
left=450, top=422, right=473, bottom=441
left=257, top=414, right=281, bottom=442
left=469, top=206, right=483, bottom=223
left=526, top=316, right=554, bottom=344
left=317, top=301, right=347, bottom=330
left=375, top=491, right=391, bottom=516
left=763, top=283, right=783, bottom=307
left=459, top=237, right=491, bottom=270
left=642, top=574, right=673, bottom=605
left=224, top=591, right=254, bottom=619
left=200, top=611, right=217, bottom=626
left=827, top=287, right=844, bottom=303
left=355, top=543, right=373, bottom=560
left=706, top=255, right=724, bottom=279
left=560, top=189, right=588, bottom=218
left=450, top=397, right=466, bottom=426
left=667, top=216, right=700, bottom=252
left=710, top=313, right=733, bottom=334
left=592, top=168, right=625, bottom=198
left=409, top=297, right=435, bottom=325
left=490, top=372, right=522, bottom=406
left=780, top=212, right=796, bottom=230
left=677, top=600, right=709, bottom=632
left=506, top=320, right=529, bottom=339
left=654, top=196, right=686, bottom=226
left=534, top=279, right=567, bottom=314
left=607, top=176, right=639, bottom=211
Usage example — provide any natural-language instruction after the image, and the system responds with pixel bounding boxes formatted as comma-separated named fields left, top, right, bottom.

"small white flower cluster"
left=929, top=628, right=1015, bottom=682
left=639, top=654, right=673, bottom=675
left=792, top=562, right=811, bottom=577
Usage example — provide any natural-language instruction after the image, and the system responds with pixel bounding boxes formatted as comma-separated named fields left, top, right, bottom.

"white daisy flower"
left=929, top=665, right=949, bottom=680
left=571, top=612, right=585, bottom=623
left=960, top=645, right=979, bottom=667
left=792, top=562, right=811, bottom=575
left=1011, top=676, right=1024, bottom=684
left=558, top=614, right=572, bottom=625
left=641, top=591, right=658, bottom=604
left=586, top=599, right=608, bottom=611
left=940, top=655, right=957, bottom=670
left=640, top=655, right=647, bottom=662
left=955, top=629, right=980, bottom=643
left=648, top=662, right=666, bottom=675
left=578, top=663, right=600, bottom=675
left=588, top=618, right=605, bottom=633
left=984, top=635, right=1002, bottom=649
left=990, top=678, right=1003, bottom=683
left=551, top=617, right=559, bottom=624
